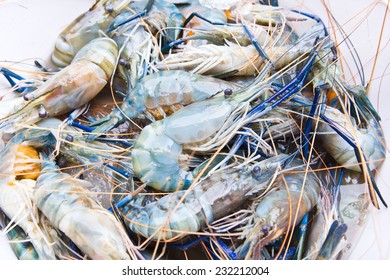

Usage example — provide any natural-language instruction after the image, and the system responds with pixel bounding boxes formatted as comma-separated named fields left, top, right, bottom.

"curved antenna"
left=326, top=12, right=366, bottom=86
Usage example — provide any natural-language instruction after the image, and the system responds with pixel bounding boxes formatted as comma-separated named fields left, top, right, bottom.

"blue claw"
left=317, top=221, right=348, bottom=260
left=291, top=9, right=329, bottom=37
left=277, top=247, right=296, bottom=260
left=70, top=121, right=93, bottom=132
left=161, top=39, right=186, bottom=53
left=182, top=12, right=226, bottom=28
left=291, top=9, right=338, bottom=56
left=171, top=235, right=209, bottom=251
left=333, top=168, right=345, bottom=203
left=242, top=23, right=272, bottom=63
left=69, top=240, right=83, bottom=260
left=215, top=237, right=238, bottom=260
left=294, top=213, right=309, bottom=260
left=302, top=84, right=329, bottom=160
left=69, top=121, right=133, bottom=148
left=103, top=163, right=133, bottom=178
left=171, top=236, right=238, bottom=260
left=0, top=67, right=31, bottom=93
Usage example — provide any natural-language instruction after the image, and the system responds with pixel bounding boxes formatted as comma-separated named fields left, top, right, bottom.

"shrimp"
left=121, top=154, right=288, bottom=241
left=87, top=70, right=237, bottom=141
left=35, top=118, right=133, bottom=207
left=0, top=129, right=63, bottom=259
left=158, top=42, right=265, bottom=76
left=235, top=159, right=322, bottom=260
left=0, top=38, right=118, bottom=133
left=33, top=153, right=139, bottom=260
left=52, top=0, right=131, bottom=67
left=157, top=19, right=325, bottom=76
left=288, top=35, right=386, bottom=173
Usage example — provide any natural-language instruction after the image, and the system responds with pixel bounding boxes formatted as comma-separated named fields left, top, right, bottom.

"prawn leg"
left=0, top=67, right=31, bottom=93
left=302, top=84, right=329, bottom=160
left=69, top=120, right=132, bottom=147
left=172, top=236, right=238, bottom=260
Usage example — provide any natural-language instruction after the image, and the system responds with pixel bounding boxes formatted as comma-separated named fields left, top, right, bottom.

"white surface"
left=0, top=0, right=389, bottom=260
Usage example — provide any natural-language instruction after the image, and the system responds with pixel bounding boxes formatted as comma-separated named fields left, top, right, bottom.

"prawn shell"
left=163, top=97, right=236, bottom=144
left=34, top=160, right=130, bottom=260
left=52, top=0, right=130, bottom=67
left=73, top=37, right=118, bottom=78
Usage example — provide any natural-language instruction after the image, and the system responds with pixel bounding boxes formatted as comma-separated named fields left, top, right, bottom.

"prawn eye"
left=224, top=88, right=233, bottom=97
left=119, top=59, right=130, bottom=68
left=261, top=225, right=271, bottom=236
left=65, top=135, right=74, bottom=142
left=105, top=4, right=114, bottom=13
left=252, top=165, right=261, bottom=175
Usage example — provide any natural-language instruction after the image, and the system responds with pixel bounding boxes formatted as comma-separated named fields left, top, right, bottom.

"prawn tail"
left=316, top=221, right=347, bottom=260
left=86, top=114, right=122, bottom=142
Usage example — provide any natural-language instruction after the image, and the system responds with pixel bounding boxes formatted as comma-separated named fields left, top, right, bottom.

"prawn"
left=235, top=159, right=322, bottom=260
left=166, top=3, right=266, bottom=49
left=303, top=169, right=348, bottom=260
left=87, top=70, right=237, bottom=141
left=0, top=38, right=118, bottom=133
left=33, top=152, right=139, bottom=260
left=121, top=154, right=288, bottom=241
left=52, top=0, right=131, bottom=67
left=157, top=18, right=325, bottom=76
left=0, top=129, right=65, bottom=259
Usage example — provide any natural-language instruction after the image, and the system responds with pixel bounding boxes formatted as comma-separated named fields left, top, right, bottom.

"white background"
left=0, top=0, right=389, bottom=260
